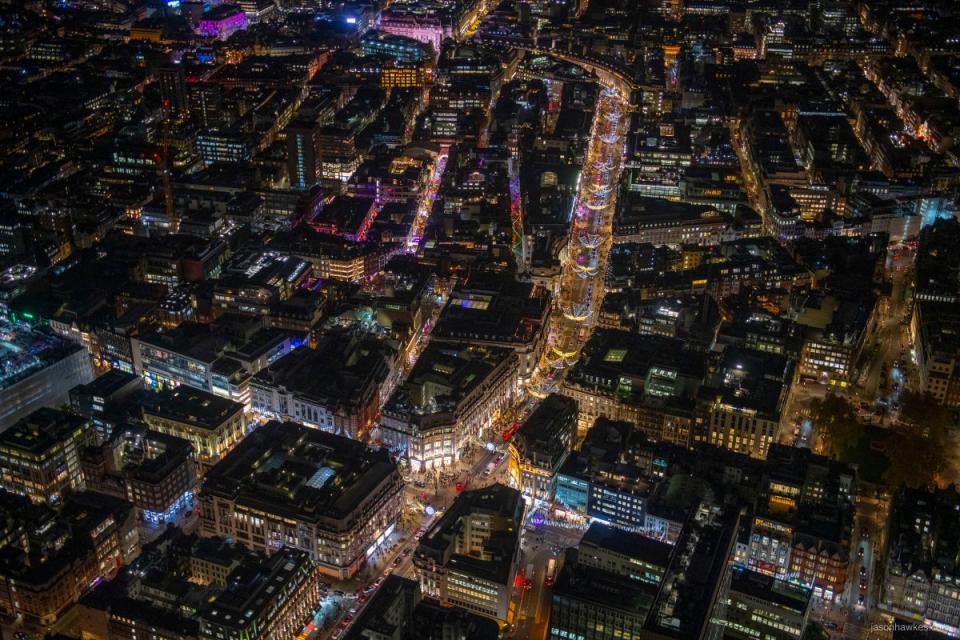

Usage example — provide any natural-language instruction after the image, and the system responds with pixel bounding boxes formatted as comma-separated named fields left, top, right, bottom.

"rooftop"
left=385, top=343, right=514, bottom=417
left=252, top=332, right=395, bottom=410
left=580, top=522, right=674, bottom=568
left=140, top=388, right=244, bottom=430
left=201, top=421, right=399, bottom=523
left=200, top=548, right=314, bottom=631
left=0, top=408, right=90, bottom=456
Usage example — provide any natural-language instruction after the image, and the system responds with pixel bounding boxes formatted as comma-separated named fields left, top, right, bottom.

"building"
left=286, top=119, right=320, bottom=190
left=554, top=417, right=652, bottom=531
left=561, top=329, right=705, bottom=441
left=414, top=484, right=524, bottom=623
left=0, top=490, right=140, bottom=629
left=140, top=387, right=246, bottom=471
left=430, top=274, right=551, bottom=383
left=795, top=292, right=877, bottom=388
left=251, top=332, right=397, bottom=440
left=578, top=522, right=673, bottom=584
left=880, top=486, right=960, bottom=637
left=713, top=567, right=811, bottom=640
left=703, top=348, right=792, bottom=459
left=746, top=445, right=856, bottom=602
left=912, top=301, right=960, bottom=407
left=380, top=344, right=518, bottom=471
left=196, top=5, right=248, bottom=40
left=79, top=529, right=318, bottom=640
left=378, top=11, right=445, bottom=53
left=199, top=421, right=403, bottom=579
left=0, top=408, right=96, bottom=505
left=359, top=30, right=431, bottom=62
left=131, top=324, right=251, bottom=406
left=548, top=523, right=672, bottom=640
left=614, top=195, right=762, bottom=247
left=198, top=548, right=321, bottom=640
left=213, top=251, right=311, bottom=318
left=69, top=370, right=142, bottom=440
left=0, top=317, right=95, bottom=430
left=344, top=575, right=500, bottom=640
left=508, top=394, right=576, bottom=505
left=83, top=426, right=197, bottom=526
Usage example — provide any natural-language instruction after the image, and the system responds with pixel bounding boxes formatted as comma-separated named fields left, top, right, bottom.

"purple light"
left=197, top=10, right=248, bottom=39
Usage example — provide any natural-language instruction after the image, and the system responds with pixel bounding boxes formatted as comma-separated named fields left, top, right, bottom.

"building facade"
left=199, top=421, right=403, bottom=579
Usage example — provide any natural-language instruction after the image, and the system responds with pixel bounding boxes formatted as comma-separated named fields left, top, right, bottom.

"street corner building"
left=198, top=420, right=403, bottom=580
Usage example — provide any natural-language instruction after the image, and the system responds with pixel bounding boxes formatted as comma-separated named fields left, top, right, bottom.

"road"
left=529, top=84, right=629, bottom=415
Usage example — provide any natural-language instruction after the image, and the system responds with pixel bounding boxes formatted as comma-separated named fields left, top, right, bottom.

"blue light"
left=167, top=0, right=180, bottom=6
left=142, top=489, right=194, bottom=526
left=345, top=16, right=357, bottom=24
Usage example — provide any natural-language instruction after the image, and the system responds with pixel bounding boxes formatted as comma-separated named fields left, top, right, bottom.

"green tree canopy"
left=809, top=393, right=863, bottom=456
left=884, top=391, right=951, bottom=489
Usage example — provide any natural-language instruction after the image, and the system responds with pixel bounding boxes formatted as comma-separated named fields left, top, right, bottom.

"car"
left=393, top=557, right=402, bottom=567
left=401, top=548, right=411, bottom=557
left=349, top=606, right=358, bottom=615
left=858, top=546, right=864, bottom=559
left=861, top=529, right=870, bottom=540
left=857, top=594, right=865, bottom=607
left=860, top=566, right=867, bottom=577
left=334, top=590, right=345, bottom=597
left=860, top=579, right=868, bottom=590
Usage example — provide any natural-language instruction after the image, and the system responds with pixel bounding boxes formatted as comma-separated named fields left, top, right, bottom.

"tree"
left=809, top=394, right=863, bottom=456
left=899, top=390, right=952, bottom=437
left=802, top=622, right=830, bottom=640
left=884, top=391, right=951, bottom=489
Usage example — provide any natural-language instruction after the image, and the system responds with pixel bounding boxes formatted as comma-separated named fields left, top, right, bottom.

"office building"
left=0, top=408, right=96, bottom=505
left=131, top=323, right=251, bottom=406
left=703, top=348, right=792, bottom=459
left=344, top=576, right=500, bottom=640
left=554, top=417, right=652, bottom=531
left=431, top=274, right=551, bottom=383
left=548, top=524, right=672, bottom=640
left=79, top=529, right=318, bottom=640
left=746, top=445, right=856, bottom=602
left=380, top=343, right=518, bottom=471
left=200, top=421, right=403, bottom=579
left=83, top=426, right=197, bottom=526
left=0, top=490, right=140, bottom=628
left=0, top=317, right=95, bottom=430
left=712, top=567, right=811, bottom=640
left=198, top=548, right=321, bottom=640
left=141, top=387, right=246, bottom=471
left=881, top=486, right=960, bottom=637
left=508, top=393, right=576, bottom=504
left=414, top=484, right=524, bottom=623
left=912, top=301, right=960, bottom=407
left=251, top=332, right=397, bottom=440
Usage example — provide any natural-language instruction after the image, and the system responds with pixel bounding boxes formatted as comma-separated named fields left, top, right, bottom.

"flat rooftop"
left=140, top=388, right=244, bottom=430
left=385, top=343, right=513, bottom=417
left=252, top=333, right=394, bottom=409
left=0, top=318, right=85, bottom=392
left=201, top=421, right=399, bottom=523
left=0, top=408, right=89, bottom=455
